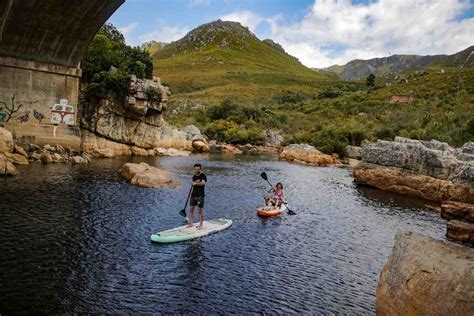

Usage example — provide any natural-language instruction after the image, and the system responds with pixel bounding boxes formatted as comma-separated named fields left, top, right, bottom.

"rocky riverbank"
left=279, top=143, right=341, bottom=166
left=353, top=137, right=474, bottom=244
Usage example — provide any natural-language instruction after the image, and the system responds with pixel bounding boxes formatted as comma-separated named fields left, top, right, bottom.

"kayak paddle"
left=260, top=172, right=296, bottom=215
left=179, top=185, right=194, bottom=217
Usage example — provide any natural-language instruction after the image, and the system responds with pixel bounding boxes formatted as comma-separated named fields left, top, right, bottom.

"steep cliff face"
left=80, top=76, right=170, bottom=149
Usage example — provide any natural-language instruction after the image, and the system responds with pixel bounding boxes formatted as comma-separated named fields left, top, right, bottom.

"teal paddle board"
left=151, top=218, right=232, bottom=243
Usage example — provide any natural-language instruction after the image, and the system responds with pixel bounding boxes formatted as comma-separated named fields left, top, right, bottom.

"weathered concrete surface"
left=0, top=0, right=124, bottom=128
left=0, top=58, right=80, bottom=125
left=4, top=122, right=82, bottom=150
left=377, top=231, right=474, bottom=315
left=0, top=0, right=124, bottom=68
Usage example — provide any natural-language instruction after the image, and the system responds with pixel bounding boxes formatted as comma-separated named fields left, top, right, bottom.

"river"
left=0, top=154, right=446, bottom=314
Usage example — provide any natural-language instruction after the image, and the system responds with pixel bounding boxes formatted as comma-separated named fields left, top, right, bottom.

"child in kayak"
left=264, top=182, right=285, bottom=208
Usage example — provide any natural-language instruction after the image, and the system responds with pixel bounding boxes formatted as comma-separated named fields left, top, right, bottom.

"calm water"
left=0, top=154, right=446, bottom=314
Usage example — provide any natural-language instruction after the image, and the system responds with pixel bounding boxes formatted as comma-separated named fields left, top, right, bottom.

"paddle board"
left=151, top=218, right=232, bottom=243
left=257, top=203, right=288, bottom=217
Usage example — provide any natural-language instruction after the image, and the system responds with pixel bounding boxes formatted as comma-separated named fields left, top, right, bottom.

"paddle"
left=179, top=185, right=194, bottom=218
left=260, top=172, right=296, bottom=215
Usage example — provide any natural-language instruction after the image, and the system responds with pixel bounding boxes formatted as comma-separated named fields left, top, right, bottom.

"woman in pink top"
left=264, top=182, right=285, bottom=208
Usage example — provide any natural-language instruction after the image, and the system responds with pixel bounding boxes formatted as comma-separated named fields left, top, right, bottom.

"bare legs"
left=187, top=206, right=195, bottom=227
left=187, top=205, right=204, bottom=229
left=198, top=208, right=203, bottom=230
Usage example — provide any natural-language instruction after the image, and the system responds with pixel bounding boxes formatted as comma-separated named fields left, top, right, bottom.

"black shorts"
left=190, top=196, right=205, bottom=208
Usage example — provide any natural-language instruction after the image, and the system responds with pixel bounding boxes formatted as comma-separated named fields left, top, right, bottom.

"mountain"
left=322, top=46, right=473, bottom=80
left=151, top=20, right=335, bottom=104
left=141, top=40, right=169, bottom=55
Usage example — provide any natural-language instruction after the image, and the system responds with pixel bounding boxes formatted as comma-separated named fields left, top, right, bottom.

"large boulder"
left=280, top=144, right=340, bottom=166
left=0, top=153, right=17, bottom=176
left=121, top=162, right=180, bottom=188
left=361, top=137, right=473, bottom=182
left=192, top=138, right=210, bottom=153
left=262, top=130, right=283, bottom=146
left=180, top=125, right=202, bottom=141
left=345, top=145, right=362, bottom=160
left=154, top=147, right=191, bottom=157
left=377, top=231, right=474, bottom=315
left=5, top=152, right=28, bottom=165
left=0, top=127, right=13, bottom=153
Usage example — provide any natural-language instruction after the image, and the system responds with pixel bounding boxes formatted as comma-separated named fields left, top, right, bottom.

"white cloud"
left=118, top=22, right=139, bottom=45
left=219, top=10, right=282, bottom=34
left=268, top=0, right=473, bottom=68
left=138, top=24, right=189, bottom=44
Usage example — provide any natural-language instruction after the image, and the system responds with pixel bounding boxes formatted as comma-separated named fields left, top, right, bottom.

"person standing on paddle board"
left=187, top=163, right=207, bottom=229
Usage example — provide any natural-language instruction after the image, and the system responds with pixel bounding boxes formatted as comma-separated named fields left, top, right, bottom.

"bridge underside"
left=0, top=0, right=124, bottom=143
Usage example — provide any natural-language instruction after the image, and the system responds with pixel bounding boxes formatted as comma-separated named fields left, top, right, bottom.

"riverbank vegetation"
left=165, top=66, right=473, bottom=155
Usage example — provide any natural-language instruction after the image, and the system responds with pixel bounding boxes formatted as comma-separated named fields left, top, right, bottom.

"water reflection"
left=0, top=155, right=445, bottom=314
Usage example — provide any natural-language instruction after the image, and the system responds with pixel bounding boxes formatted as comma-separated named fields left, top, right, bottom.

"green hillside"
left=152, top=20, right=336, bottom=104
left=149, top=21, right=473, bottom=151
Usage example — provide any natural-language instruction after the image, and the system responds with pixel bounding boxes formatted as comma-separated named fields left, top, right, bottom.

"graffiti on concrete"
left=33, top=109, right=46, bottom=124
left=51, top=99, right=75, bottom=125
left=17, top=111, right=30, bottom=123
left=0, top=94, right=24, bottom=122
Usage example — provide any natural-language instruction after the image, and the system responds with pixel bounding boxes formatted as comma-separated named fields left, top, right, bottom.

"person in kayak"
left=187, top=163, right=207, bottom=229
left=264, top=182, right=285, bottom=208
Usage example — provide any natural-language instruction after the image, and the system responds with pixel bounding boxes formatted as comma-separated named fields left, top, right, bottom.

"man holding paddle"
left=187, top=163, right=207, bottom=229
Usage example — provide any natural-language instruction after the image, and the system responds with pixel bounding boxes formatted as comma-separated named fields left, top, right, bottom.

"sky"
left=108, top=0, right=474, bottom=68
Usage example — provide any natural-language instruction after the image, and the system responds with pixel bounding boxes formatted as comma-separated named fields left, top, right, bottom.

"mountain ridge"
left=151, top=20, right=334, bottom=103
left=319, top=46, right=473, bottom=80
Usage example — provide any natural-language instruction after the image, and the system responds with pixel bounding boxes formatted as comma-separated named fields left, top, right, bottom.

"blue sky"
left=108, top=0, right=474, bottom=68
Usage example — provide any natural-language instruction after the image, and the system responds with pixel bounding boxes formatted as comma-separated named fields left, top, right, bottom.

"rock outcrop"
left=280, top=144, right=341, bottom=166
left=345, top=145, right=362, bottom=160
left=353, top=137, right=474, bottom=204
left=441, top=201, right=474, bottom=244
left=81, top=76, right=171, bottom=149
left=121, top=162, right=179, bottom=188
left=0, top=127, right=17, bottom=175
left=377, top=231, right=474, bottom=315
left=210, top=143, right=243, bottom=155
left=0, top=127, right=14, bottom=153
left=0, top=153, right=17, bottom=176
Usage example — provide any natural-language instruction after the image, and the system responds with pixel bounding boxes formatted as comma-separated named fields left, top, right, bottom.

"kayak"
left=256, top=203, right=288, bottom=217
left=151, top=218, right=233, bottom=243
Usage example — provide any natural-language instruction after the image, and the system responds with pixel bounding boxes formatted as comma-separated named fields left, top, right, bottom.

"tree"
left=81, top=23, right=153, bottom=84
left=366, top=73, right=376, bottom=87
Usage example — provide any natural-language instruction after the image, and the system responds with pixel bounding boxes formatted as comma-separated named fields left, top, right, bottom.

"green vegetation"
left=153, top=21, right=334, bottom=104
left=155, top=23, right=473, bottom=153
left=81, top=23, right=153, bottom=99
left=84, top=21, right=471, bottom=154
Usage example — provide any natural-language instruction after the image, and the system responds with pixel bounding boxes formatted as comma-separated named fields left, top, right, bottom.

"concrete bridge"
left=0, top=0, right=124, bottom=146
